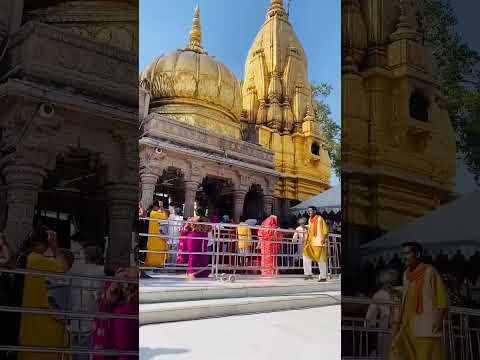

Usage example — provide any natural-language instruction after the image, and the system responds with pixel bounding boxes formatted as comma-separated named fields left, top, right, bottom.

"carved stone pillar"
left=183, top=181, right=199, bottom=218
left=104, top=184, right=137, bottom=273
left=140, top=172, right=158, bottom=210
left=233, top=189, right=247, bottom=223
left=263, top=193, right=274, bottom=217
left=3, top=165, right=46, bottom=250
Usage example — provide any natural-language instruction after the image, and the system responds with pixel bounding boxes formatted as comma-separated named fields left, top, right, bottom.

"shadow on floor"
left=140, top=347, right=190, bottom=359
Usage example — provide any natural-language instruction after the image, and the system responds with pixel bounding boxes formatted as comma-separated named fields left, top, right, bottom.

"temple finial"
left=186, top=5, right=204, bottom=52
left=268, top=0, right=287, bottom=18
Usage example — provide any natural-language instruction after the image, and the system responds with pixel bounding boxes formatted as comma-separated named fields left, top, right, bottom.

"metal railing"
left=0, top=267, right=139, bottom=358
left=138, top=218, right=341, bottom=279
left=341, top=296, right=480, bottom=360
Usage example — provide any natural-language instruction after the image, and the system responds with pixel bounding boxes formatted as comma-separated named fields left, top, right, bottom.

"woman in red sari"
left=258, top=215, right=282, bottom=277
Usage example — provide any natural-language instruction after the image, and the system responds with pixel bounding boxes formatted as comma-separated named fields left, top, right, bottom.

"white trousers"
left=303, top=255, right=327, bottom=279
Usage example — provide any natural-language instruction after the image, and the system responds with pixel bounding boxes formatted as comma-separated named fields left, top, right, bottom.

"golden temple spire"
left=268, top=0, right=287, bottom=19
left=186, top=5, right=205, bottom=53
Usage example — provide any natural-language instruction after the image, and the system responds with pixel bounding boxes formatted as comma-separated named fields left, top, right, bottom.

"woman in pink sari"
left=258, top=215, right=282, bottom=277
left=185, top=208, right=211, bottom=278
left=91, top=268, right=138, bottom=360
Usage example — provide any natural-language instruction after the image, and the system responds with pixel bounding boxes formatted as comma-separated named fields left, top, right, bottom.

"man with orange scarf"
left=303, top=206, right=329, bottom=282
left=390, top=242, right=448, bottom=360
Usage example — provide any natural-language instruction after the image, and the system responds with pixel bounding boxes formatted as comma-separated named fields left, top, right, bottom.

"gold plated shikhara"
left=243, top=0, right=331, bottom=200
left=141, top=0, right=332, bottom=202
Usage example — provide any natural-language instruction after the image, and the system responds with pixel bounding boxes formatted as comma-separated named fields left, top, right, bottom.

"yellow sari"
left=237, top=224, right=252, bottom=250
left=144, top=209, right=169, bottom=267
left=18, top=253, right=67, bottom=360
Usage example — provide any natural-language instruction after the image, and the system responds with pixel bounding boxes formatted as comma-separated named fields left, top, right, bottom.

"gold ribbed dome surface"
left=140, top=7, right=242, bottom=122
left=242, top=0, right=312, bottom=130
left=141, top=50, right=242, bottom=120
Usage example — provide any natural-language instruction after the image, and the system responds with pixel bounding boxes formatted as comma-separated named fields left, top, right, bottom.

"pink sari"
left=91, top=283, right=115, bottom=360
left=91, top=283, right=138, bottom=360
left=258, top=215, right=281, bottom=277
left=113, top=303, right=138, bottom=360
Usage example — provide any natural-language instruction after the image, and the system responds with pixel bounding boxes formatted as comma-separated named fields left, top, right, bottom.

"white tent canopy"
left=290, top=184, right=341, bottom=215
left=362, top=191, right=480, bottom=255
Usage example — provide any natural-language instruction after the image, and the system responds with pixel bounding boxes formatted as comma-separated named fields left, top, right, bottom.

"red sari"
left=258, top=215, right=282, bottom=277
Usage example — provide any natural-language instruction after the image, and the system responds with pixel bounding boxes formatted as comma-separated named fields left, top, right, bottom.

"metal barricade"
left=138, top=218, right=341, bottom=279
left=341, top=296, right=480, bottom=360
left=0, top=268, right=138, bottom=359
left=447, top=307, right=480, bottom=360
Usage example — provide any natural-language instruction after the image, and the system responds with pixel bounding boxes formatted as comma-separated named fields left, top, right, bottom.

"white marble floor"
left=140, top=305, right=341, bottom=360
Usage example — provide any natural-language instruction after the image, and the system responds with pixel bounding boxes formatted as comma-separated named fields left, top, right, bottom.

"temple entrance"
left=198, top=177, right=234, bottom=220
left=243, top=184, right=264, bottom=222
left=154, top=167, right=185, bottom=211
left=35, top=148, right=107, bottom=251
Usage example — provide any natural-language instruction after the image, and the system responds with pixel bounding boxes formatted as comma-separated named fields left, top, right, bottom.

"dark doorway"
left=36, top=148, right=107, bottom=250
left=198, top=177, right=234, bottom=220
left=155, top=167, right=185, bottom=210
left=243, top=184, right=264, bottom=222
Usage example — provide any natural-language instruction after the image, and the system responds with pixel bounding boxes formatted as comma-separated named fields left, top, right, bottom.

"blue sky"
left=140, top=0, right=341, bottom=185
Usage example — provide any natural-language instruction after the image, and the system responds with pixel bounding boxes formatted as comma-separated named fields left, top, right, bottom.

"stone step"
left=140, top=291, right=341, bottom=325
left=140, top=276, right=340, bottom=304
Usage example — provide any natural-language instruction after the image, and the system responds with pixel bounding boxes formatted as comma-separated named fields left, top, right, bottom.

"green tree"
left=311, top=82, right=341, bottom=178
left=423, top=0, right=480, bottom=181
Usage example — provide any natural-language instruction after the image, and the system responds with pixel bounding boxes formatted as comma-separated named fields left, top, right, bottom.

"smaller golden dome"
left=140, top=7, right=242, bottom=122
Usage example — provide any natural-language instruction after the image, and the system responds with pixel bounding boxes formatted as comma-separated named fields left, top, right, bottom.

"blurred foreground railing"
left=0, top=268, right=138, bottom=359
left=341, top=296, right=480, bottom=360
left=138, top=219, right=341, bottom=279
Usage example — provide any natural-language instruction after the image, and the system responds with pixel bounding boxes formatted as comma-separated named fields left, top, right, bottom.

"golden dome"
left=242, top=0, right=312, bottom=132
left=140, top=7, right=242, bottom=125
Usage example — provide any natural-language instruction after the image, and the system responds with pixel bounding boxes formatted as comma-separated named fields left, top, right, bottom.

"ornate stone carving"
left=139, top=144, right=165, bottom=176
left=143, top=114, right=275, bottom=169
left=23, top=0, right=138, bottom=52
left=6, top=22, right=137, bottom=104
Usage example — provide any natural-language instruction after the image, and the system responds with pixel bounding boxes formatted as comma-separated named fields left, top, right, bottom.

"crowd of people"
left=0, top=226, right=138, bottom=360
left=359, top=249, right=480, bottom=307
left=138, top=202, right=333, bottom=282
left=360, top=242, right=450, bottom=360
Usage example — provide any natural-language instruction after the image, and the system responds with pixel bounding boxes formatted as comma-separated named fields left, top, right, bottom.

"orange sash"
left=406, top=262, right=427, bottom=314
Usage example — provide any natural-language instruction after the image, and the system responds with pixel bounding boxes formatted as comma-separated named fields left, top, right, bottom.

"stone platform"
left=140, top=274, right=340, bottom=303
left=140, top=274, right=341, bottom=326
